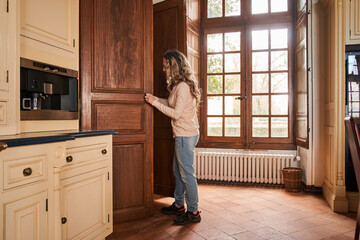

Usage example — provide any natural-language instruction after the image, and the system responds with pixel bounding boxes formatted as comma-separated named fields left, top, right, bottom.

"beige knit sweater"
left=152, top=82, right=199, bottom=137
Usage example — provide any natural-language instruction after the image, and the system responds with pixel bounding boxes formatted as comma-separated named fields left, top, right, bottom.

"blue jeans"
left=173, top=135, right=199, bottom=212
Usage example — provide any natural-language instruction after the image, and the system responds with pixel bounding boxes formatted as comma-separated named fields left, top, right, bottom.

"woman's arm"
left=152, top=83, right=190, bottom=120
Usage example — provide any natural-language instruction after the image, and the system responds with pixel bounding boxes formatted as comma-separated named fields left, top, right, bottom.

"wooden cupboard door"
left=80, top=0, right=153, bottom=222
left=5, top=191, right=47, bottom=240
left=20, top=0, right=79, bottom=70
left=153, top=0, right=186, bottom=197
left=60, top=167, right=111, bottom=240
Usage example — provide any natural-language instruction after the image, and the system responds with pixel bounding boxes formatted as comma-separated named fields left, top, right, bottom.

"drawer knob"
left=23, top=167, right=32, bottom=176
left=61, top=217, right=67, bottom=224
left=101, top=149, right=107, bottom=155
left=66, top=156, right=73, bottom=163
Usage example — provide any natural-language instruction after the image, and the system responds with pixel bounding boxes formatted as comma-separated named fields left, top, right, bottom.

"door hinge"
left=46, top=199, right=48, bottom=212
left=108, top=172, right=109, bottom=180
left=6, top=70, right=9, bottom=83
left=308, top=128, right=311, bottom=133
left=6, top=0, right=9, bottom=12
left=73, top=39, right=75, bottom=47
left=108, top=214, right=110, bottom=223
left=307, top=9, right=311, bottom=15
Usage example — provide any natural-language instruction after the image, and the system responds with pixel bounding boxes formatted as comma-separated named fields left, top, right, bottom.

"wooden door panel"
left=93, top=0, right=143, bottom=91
left=113, top=144, right=144, bottom=209
left=80, top=0, right=153, bottom=223
left=153, top=0, right=186, bottom=196
left=92, top=102, right=144, bottom=132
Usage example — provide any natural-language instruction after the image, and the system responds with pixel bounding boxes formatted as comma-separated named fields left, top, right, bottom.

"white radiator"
left=194, top=151, right=296, bottom=184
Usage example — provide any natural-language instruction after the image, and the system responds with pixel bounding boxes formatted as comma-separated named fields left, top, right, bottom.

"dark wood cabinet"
left=153, top=0, right=200, bottom=197
left=80, top=0, right=153, bottom=222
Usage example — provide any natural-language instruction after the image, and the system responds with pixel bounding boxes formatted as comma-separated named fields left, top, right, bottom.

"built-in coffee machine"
left=20, top=58, right=79, bottom=120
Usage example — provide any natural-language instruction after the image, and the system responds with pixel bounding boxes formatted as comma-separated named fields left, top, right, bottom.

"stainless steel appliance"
left=20, top=58, right=79, bottom=120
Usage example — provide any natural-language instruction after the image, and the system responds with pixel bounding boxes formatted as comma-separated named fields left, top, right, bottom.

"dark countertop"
left=0, top=130, right=117, bottom=148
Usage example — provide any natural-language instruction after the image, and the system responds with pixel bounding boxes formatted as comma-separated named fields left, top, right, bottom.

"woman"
left=145, top=49, right=201, bottom=225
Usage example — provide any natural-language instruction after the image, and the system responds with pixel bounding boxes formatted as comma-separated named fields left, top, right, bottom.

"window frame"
left=199, top=0, right=296, bottom=150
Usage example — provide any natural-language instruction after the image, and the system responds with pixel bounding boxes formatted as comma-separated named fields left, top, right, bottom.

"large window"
left=202, top=0, right=294, bottom=149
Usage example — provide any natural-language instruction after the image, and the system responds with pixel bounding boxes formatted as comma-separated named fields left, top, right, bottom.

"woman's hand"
left=144, top=93, right=155, bottom=104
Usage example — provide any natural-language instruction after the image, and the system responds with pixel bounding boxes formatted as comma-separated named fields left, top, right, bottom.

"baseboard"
left=301, top=182, right=323, bottom=194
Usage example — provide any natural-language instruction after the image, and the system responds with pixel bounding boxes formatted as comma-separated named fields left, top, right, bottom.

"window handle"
left=235, top=96, right=247, bottom=100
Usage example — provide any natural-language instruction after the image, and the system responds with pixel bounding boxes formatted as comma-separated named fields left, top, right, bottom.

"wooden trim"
left=20, top=58, right=78, bottom=78
left=21, top=110, right=79, bottom=120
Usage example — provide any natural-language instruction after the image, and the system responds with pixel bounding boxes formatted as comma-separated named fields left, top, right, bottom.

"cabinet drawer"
left=65, top=143, right=109, bottom=166
left=3, top=155, right=47, bottom=190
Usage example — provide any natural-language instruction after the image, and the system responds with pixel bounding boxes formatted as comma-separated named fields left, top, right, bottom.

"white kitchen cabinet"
left=60, top=135, right=113, bottom=240
left=5, top=191, right=48, bottom=240
left=345, top=0, right=360, bottom=45
left=0, top=0, right=20, bottom=135
left=0, top=133, right=113, bottom=240
left=0, top=141, right=66, bottom=240
left=20, top=0, right=79, bottom=70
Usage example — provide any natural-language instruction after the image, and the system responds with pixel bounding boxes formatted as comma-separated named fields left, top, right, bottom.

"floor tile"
left=106, top=184, right=356, bottom=240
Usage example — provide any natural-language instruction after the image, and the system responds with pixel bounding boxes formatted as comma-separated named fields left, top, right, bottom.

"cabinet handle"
left=0, top=142, right=8, bottom=152
left=61, top=217, right=67, bottom=224
left=66, top=156, right=73, bottom=163
left=101, top=149, right=107, bottom=155
left=23, top=167, right=32, bottom=176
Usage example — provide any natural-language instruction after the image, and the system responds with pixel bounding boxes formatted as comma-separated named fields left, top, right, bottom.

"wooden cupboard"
left=80, top=0, right=154, bottom=222
left=0, top=134, right=113, bottom=239
left=345, top=0, right=360, bottom=45
left=153, top=0, right=200, bottom=197
left=20, top=0, right=79, bottom=70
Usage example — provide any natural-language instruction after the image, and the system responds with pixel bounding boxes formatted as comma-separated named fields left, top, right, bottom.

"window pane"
left=271, top=29, right=288, bottom=49
left=225, top=117, right=240, bottom=136
left=252, top=74, right=269, bottom=93
left=252, top=52, right=269, bottom=71
left=252, top=117, right=269, bottom=137
left=225, top=53, right=241, bottom=72
left=271, top=0, right=288, bottom=13
left=207, top=33, right=223, bottom=52
left=208, top=117, right=223, bottom=136
left=208, top=96, right=223, bottom=115
left=252, top=96, right=269, bottom=115
left=271, top=51, right=288, bottom=71
left=208, top=0, right=222, bottom=18
left=350, top=92, right=360, bottom=101
left=225, top=0, right=241, bottom=16
left=225, top=96, right=240, bottom=115
left=351, top=102, right=360, bottom=112
left=271, top=95, right=288, bottom=115
left=208, top=54, right=223, bottom=73
left=225, top=75, right=241, bottom=94
left=271, top=73, right=288, bottom=93
left=271, top=117, right=288, bottom=137
left=252, top=0, right=268, bottom=14
left=225, top=32, right=241, bottom=51
left=351, top=82, right=360, bottom=91
left=252, top=30, right=268, bottom=50
left=207, top=75, right=223, bottom=94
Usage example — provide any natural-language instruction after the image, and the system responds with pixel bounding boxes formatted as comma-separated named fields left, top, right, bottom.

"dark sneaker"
left=173, top=211, right=201, bottom=225
left=161, top=203, right=185, bottom=216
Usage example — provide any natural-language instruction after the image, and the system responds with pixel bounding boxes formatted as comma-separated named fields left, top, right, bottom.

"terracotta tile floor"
left=107, top=184, right=357, bottom=240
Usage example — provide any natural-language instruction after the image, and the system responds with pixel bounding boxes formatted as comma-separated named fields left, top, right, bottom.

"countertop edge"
left=0, top=130, right=118, bottom=148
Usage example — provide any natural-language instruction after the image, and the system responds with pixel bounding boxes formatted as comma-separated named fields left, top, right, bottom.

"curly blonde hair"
left=163, top=49, right=202, bottom=110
